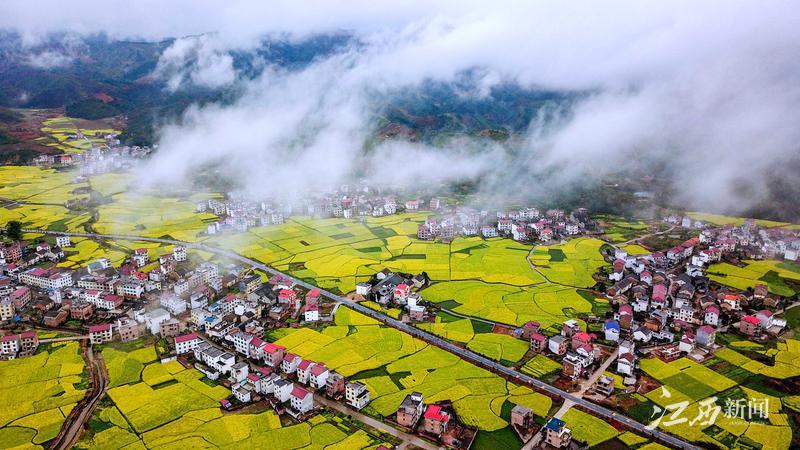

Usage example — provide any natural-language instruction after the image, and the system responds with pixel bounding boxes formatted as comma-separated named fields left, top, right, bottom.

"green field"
left=707, top=260, right=800, bottom=297
left=561, top=408, right=619, bottom=446
left=0, top=342, right=87, bottom=448
left=519, top=354, right=561, bottom=378
left=529, top=237, right=609, bottom=287
left=636, top=349, right=799, bottom=447
left=423, top=281, right=596, bottom=330
left=685, top=212, right=794, bottom=228
left=595, top=214, right=651, bottom=243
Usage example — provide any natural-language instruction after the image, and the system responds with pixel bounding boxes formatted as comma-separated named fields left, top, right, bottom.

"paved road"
left=28, top=229, right=697, bottom=450
left=50, top=344, right=108, bottom=450
left=314, top=395, right=439, bottom=450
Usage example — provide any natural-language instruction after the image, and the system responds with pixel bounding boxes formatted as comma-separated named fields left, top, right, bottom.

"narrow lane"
left=50, top=344, right=108, bottom=450
left=28, top=228, right=696, bottom=450
left=313, top=395, right=439, bottom=450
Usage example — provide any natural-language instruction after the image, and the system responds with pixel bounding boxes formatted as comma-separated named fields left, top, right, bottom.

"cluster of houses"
left=667, top=215, right=800, bottom=262
left=505, top=215, right=797, bottom=397
left=416, top=207, right=591, bottom=243
left=197, top=188, right=415, bottom=235
left=393, top=391, right=476, bottom=446
left=34, top=131, right=152, bottom=176
left=0, top=236, right=294, bottom=349
left=357, top=269, right=430, bottom=321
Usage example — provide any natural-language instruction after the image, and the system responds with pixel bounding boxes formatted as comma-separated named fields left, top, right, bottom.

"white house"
left=175, top=332, right=201, bottom=354
left=603, top=320, right=620, bottom=342
left=704, top=305, right=720, bottom=326
left=345, top=381, right=370, bottom=410
left=309, top=364, right=329, bottom=389
left=297, top=360, right=314, bottom=384
left=617, top=352, right=636, bottom=376
left=144, top=308, right=171, bottom=335
left=228, top=361, right=248, bottom=382
left=356, top=283, right=371, bottom=296
left=290, top=386, right=314, bottom=413
left=274, top=378, right=294, bottom=402
left=56, top=236, right=71, bottom=248
left=89, top=323, right=113, bottom=345
left=281, top=353, right=300, bottom=374
left=304, top=305, right=319, bottom=322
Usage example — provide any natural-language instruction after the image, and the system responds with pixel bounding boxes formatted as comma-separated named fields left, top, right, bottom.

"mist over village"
left=0, top=2, right=799, bottom=450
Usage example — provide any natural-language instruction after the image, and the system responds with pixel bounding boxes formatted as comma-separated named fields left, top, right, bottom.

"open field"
left=637, top=350, right=798, bottom=447
left=595, top=214, right=651, bottom=243
left=0, top=342, right=87, bottom=448
left=519, top=354, right=561, bottom=378
left=621, top=244, right=652, bottom=255
left=529, top=237, right=609, bottom=287
left=561, top=408, right=619, bottom=447
left=94, top=191, right=219, bottom=243
left=274, top=307, right=552, bottom=439
left=684, top=212, right=794, bottom=228
left=715, top=339, right=800, bottom=379
left=706, top=260, right=800, bottom=297
left=77, top=404, right=385, bottom=450
left=423, top=281, right=594, bottom=329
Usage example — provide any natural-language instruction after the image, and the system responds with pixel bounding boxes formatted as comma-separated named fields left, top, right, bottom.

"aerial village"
left=1, top=195, right=799, bottom=449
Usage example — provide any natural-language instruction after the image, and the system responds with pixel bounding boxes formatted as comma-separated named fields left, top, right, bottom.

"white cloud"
left=153, top=35, right=237, bottom=91
left=3, top=0, right=799, bottom=213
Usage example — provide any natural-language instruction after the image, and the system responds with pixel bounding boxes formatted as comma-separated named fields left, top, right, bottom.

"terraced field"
left=0, top=341, right=87, bottom=449
left=39, top=116, right=119, bottom=154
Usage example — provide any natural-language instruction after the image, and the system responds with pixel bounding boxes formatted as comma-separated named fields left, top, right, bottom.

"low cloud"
left=3, top=1, right=800, bottom=214
left=153, top=35, right=237, bottom=91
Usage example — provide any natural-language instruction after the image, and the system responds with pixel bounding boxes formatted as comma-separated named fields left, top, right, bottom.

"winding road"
left=28, top=228, right=697, bottom=449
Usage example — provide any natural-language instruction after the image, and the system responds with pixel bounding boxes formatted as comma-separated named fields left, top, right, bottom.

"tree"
left=4, top=221, right=22, bottom=241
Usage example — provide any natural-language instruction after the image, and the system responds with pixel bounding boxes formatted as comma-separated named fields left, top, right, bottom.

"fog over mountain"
left=2, top=1, right=800, bottom=219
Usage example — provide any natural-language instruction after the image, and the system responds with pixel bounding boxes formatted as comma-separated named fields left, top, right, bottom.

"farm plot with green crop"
left=423, top=281, right=593, bottom=329
left=707, top=260, right=800, bottom=297
left=94, top=192, right=218, bottom=243
left=0, top=341, right=86, bottom=447
left=529, top=237, right=609, bottom=287
left=77, top=403, right=383, bottom=450
left=595, top=214, right=651, bottom=243
left=684, top=211, right=792, bottom=228
left=561, top=408, right=620, bottom=447
left=520, top=354, right=561, bottom=378
left=715, top=340, right=800, bottom=379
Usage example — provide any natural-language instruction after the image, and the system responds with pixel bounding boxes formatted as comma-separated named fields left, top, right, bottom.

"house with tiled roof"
left=290, top=385, right=313, bottom=413
left=422, top=404, right=450, bottom=436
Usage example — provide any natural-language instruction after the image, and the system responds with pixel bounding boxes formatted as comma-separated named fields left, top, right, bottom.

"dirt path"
left=50, top=344, right=108, bottom=450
